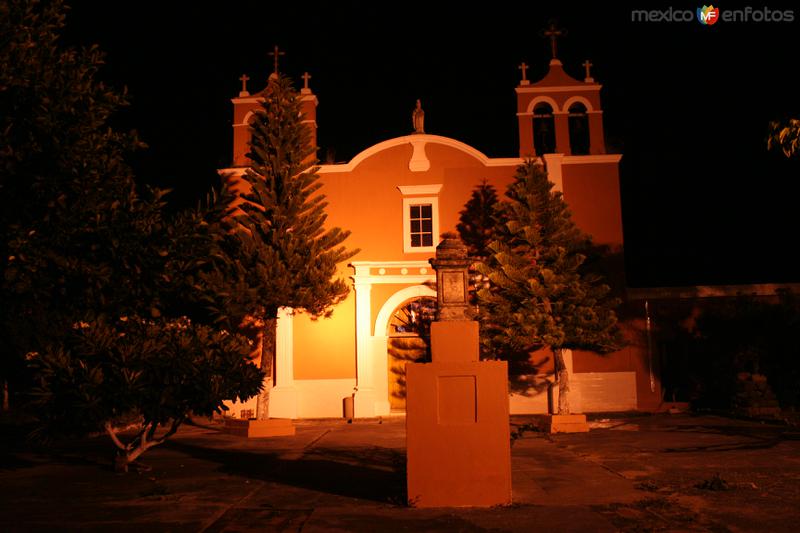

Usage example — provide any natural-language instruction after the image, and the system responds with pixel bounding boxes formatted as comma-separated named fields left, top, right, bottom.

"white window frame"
left=398, top=184, right=443, bottom=254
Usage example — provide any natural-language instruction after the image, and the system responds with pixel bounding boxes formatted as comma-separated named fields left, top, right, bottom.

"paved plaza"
left=1, top=413, right=799, bottom=531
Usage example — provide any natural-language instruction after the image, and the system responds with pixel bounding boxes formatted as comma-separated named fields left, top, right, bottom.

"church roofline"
left=317, top=134, right=523, bottom=174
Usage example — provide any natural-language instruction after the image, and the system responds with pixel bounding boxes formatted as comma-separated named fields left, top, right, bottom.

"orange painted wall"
left=292, top=291, right=356, bottom=380
left=318, top=144, right=516, bottom=261
left=562, top=163, right=623, bottom=247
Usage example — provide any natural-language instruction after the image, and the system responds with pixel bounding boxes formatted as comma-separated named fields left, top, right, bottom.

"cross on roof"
left=302, top=72, right=311, bottom=90
left=582, top=60, right=594, bottom=82
left=268, top=45, right=285, bottom=75
left=239, top=74, right=250, bottom=93
left=542, top=21, right=565, bottom=59
left=518, top=62, right=529, bottom=82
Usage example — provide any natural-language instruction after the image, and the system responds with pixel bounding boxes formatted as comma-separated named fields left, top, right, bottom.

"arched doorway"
left=386, top=297, right=437, bottom=411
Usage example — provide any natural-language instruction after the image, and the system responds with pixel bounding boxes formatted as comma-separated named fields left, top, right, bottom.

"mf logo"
left=697, top=5, right=720, bottom=25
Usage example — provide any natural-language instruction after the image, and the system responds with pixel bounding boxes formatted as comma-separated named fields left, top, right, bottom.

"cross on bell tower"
left=542, top=20, right=565, bottom=59
left=515, top=27, right=607, bottom=158
left=268, top=45, right=285, bottom=78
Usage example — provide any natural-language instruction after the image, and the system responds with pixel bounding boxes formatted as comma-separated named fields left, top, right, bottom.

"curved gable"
left=318, top=134, right=520, bottom=174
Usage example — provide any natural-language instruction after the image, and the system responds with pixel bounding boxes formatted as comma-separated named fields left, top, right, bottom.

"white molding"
left=231, top=96, right=264, bottom=104
left=353, top=281, right=374, bottom=416
left=542, top=153, right=564, bottom=193
left=409, top=138, right=430, bottom=171
left=561, top=154, right=622, bottom=165
left=294, top=378, right=357, bottom=418
left=350, top=260, right=435, bottom=285
left=351, top=260, right=432, bottom=268
left=270, top=306, right=297, bottom=418
left=516, top=84, right=602, bottom=95
left=239, top=110, right=256, bottom=127
left=373, top=285, right=437, bottom=338
left=316, top=134, right=522, bottom=173
left=397, top=184, right=443, bottom=196
left=352, top=274, right=435, bottom=285
left=402, top=196, right=439, bottom=254
left=563, top=95, right=595, bottom=113
left=526, top=95, right=561, bottom=114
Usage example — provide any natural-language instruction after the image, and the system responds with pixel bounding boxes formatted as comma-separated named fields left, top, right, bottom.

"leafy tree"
left=477, top=160, right=623, bottom=414
left=768, top=119, right=800, bottom=158
left=0, top=0, right=264, bottom=469
left=1, top=0, right=141, bottom=404
left=29, top=316, right=262, bottom=471
left=213, top=75, right=358, bottom=419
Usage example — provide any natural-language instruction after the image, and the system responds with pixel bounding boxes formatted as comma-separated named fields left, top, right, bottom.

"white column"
left=353, top=280, right=376, bottom=417
left=269, top=307, right=298, bottom=419
left=372, top=335, right=391, bottom=416
left=553, top=348, right=583, bottom=414
left=542, top=153, right=564, bottom=193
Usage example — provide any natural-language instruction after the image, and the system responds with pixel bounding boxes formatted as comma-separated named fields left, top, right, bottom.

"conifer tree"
left=456, top=179, right=502, bottom=261
left=226, top=75, right=358, bottom=419
left=477, top=160, right=623, bottom=414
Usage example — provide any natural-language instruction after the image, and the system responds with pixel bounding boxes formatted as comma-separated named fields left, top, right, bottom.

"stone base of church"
left=223, top=418, right=295, bottom=438
left=539, top=414, right=590, bottom=433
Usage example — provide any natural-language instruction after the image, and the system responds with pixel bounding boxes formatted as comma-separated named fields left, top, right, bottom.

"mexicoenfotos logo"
left=697, top=5, right=720, bottom=25
left=631, top=6, right=795, bottom=23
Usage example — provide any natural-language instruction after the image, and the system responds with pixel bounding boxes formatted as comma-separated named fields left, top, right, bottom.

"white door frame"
left=350, top=261, right=435, bottom=417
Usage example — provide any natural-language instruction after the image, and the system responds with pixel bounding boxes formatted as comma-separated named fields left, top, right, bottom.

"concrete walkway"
left=1, top=414, right=799, bottom=531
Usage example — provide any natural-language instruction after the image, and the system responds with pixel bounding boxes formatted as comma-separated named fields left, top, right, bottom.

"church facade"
left=220, top=56, right=661, bottom=419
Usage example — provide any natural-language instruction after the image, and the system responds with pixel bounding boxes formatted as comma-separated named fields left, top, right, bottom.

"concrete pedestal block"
left=430, top=321, right=479, bottom=362
left=223, top=418, right=295, bottom=438
left=540, top=413, right=589, bottom=433
left=406, top=360, right=512, bottom=507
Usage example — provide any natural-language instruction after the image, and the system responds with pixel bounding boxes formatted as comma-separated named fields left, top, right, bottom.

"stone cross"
left=518, top=62, right=529, bottom=83
left=582, top=60, right=594, bottom=82
left=239, top=74, right=250, bottom=93
left=268, top=45, right=285, bottom=75
left=543, top=21, right=565, bottom=59
left=302, top=72, right=311, bottom=90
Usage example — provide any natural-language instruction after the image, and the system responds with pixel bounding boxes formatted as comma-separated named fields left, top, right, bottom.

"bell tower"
left=516, top=24, right=606, bottom=158
left=229, top=46, right=318, bottom=168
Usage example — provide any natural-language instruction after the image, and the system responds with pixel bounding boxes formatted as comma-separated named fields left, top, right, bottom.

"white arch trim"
left=563, top=95, right=595, bottom=113
left=526, top=95, right=561, bottom=114
left=374, top=285, right=437, bottom=338
left=318, top=134, right=522, bottom=173
left=239, top=110, right=256, bottom=126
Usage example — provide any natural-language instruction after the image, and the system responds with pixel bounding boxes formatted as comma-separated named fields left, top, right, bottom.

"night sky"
left=60, top=1, right=800, bottom=288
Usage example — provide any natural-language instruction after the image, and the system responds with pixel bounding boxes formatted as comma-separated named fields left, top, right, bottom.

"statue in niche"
left=412, top=99, right=425, bottom=134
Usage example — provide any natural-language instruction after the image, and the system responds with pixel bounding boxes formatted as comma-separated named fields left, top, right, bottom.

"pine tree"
left=227, top=75, right=358, bottom=419
left=456, top=179, right=502, bottom=261
left=477, top=160, right=623, bottom=414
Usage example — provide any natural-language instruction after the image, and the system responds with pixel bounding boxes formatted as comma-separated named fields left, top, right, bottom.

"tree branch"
left=104, top=421, right=127, bottom=452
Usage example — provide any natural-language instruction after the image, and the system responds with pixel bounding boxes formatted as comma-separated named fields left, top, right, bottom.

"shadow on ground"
left=165, top=439, right=407, bottom=504
left=660, top=421, right=800, bottom=453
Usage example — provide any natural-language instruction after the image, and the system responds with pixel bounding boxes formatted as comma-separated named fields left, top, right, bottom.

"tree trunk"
left=107, top=419, right=182, bottom=473
left=554, top=348, right=570, bottom=415
left=256, top=317, right=277, bottom=420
